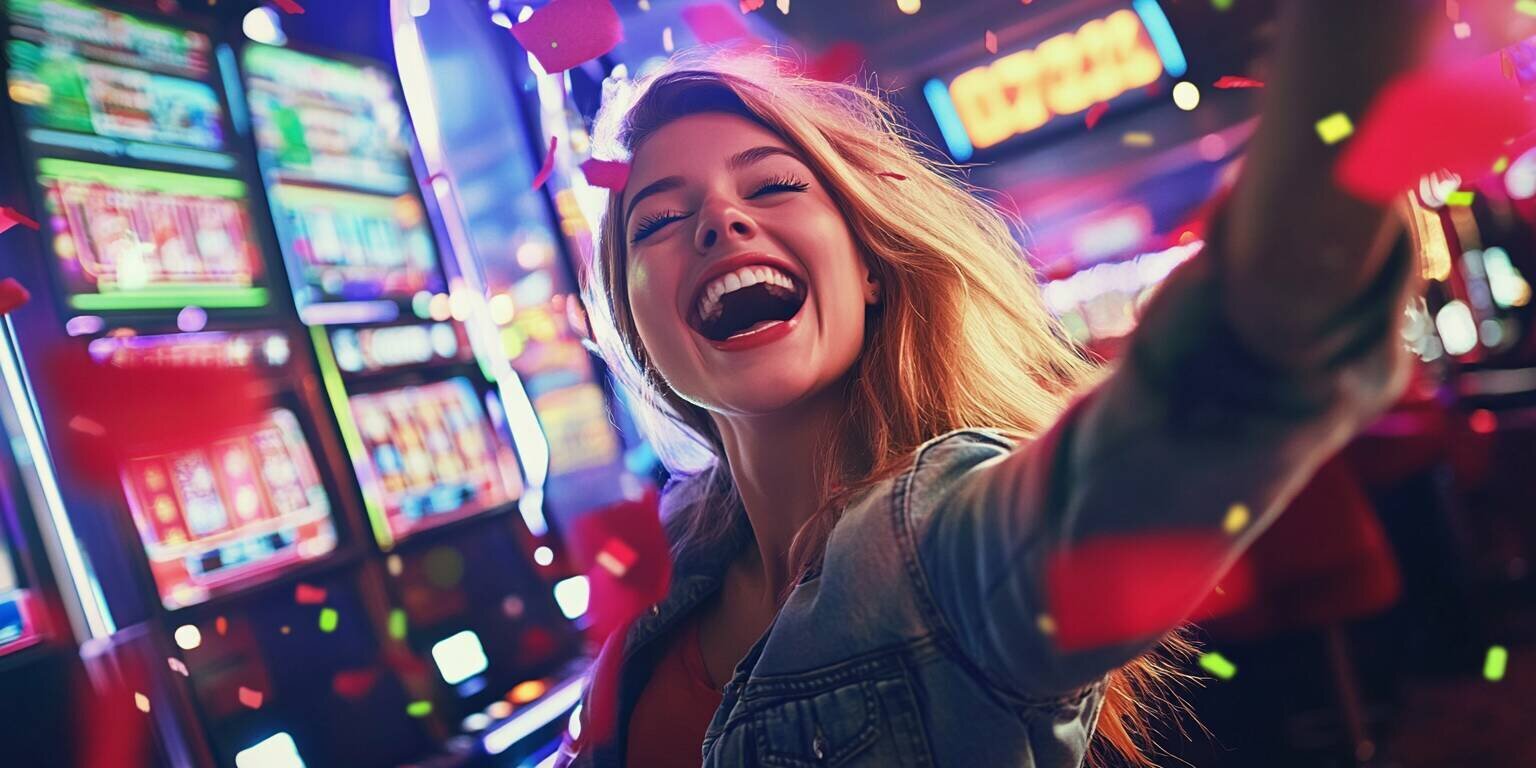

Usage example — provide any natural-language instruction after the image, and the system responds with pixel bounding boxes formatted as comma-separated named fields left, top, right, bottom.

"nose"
left=693, top=198, right=758, bottom=253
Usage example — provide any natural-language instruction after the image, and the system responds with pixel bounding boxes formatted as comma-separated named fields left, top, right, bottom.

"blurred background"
left=0, top=0, right=1532, bottom=766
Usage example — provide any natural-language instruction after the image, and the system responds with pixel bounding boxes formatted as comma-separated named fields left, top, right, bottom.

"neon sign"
left=938, top=9, right=1167, bottom=152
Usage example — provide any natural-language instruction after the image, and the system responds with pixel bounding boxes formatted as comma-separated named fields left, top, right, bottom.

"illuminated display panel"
left=4, top=0, right=270, bottom=312
left=939, top=8, right=1165, bottom=152
left=347, top=378, right=521, bottom=543
left=121, top=408, right=338, bottom=610
left=0, top=529, right=38, bottom=655
left=241, top=43, right=444, bottom=312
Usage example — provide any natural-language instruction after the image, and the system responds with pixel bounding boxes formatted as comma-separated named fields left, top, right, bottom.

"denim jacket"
left=559, top=238, right=1414, bottom=767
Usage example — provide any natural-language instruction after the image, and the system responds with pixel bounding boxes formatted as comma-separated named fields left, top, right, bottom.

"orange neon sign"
left=947, top=9, right=1165, bottom=149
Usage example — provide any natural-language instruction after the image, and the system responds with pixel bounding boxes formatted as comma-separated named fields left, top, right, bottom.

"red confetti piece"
left=595, top=537, right=639, bottom=578
left=294, top=583, right=327, bottom=605
left=509, top=0, right=623, bottom=74
left=1084, top=102, right=1110, bottom=129
left=877, top=171, right=907, bottom=181
left=43, top=349, right=272, bottom=491
left=985, top=30, right=998, bottom=54
left=1336, top=56, right=1535, bottom=203
left=270, top=0, right=304, bottom=13
left=237, top=686, right=263, bottom=709
left=331, top=668, right=380, bottom=700
left=804, top=41, right=866, bottom=83
left=739, top=0, right=763, bottom=12
left=532, top=135, right=557, bottom=191
left=1212, top=75, right=1265, bottom=89
left=579, top=158, right=630, bottom=191
left=0, top=206, right=39, bottom=234
left=0, top=278, right=30, bottom=315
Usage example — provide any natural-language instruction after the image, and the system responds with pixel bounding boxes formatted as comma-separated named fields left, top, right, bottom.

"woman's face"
left=622, top=112, right=873, bottom=418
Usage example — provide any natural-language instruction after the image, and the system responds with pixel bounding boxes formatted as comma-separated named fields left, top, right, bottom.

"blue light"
left=1132, top=0, right=1187, bottom=78
left=922, top=79, right=974, bottom=162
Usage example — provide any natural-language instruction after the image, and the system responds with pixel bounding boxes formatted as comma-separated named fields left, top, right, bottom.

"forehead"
left=626, top=112, right=794, bottom=187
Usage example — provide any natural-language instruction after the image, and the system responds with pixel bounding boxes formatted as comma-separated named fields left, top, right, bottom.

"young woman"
left=559, top=4, right=1429, bottom=766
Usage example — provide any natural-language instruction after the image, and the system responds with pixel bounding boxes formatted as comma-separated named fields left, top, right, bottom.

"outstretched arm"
left=916, top=2, right=1438, bottom=698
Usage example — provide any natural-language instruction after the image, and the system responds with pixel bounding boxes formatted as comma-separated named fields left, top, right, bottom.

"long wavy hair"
left=582, top=52, right=1195, bottom=767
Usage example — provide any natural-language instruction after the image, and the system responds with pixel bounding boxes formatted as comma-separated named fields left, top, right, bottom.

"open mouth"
left=689, top=265, right=807, bottom=343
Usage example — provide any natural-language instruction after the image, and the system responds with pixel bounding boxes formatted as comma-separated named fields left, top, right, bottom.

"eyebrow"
left=623, top=145, right=804, bottom=221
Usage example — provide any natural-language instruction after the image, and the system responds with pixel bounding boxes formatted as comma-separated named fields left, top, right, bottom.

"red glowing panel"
left=347, top=378, right=522, bottom=544
left=120, top=409, right=338, bottom=609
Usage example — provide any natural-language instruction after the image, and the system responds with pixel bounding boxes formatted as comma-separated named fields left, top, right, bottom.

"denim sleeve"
left=914, top=236, right=1416, bottom=699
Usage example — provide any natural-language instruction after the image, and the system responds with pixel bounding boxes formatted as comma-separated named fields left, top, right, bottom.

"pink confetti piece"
left=294, top=583, right=327, bottom=605
left=271, top=0, right=304, bottom=13
left=1212, top=75, right=1265, bottom=89
left=595, top=537, right=639, bottom=577
left=681, top=3, right=756, bottom=45
left=0, top=206, right=39, bottom=234
left=238, top=686, right=263, bottom=709
left=985, top=30, right=998, bottom=54
left=877, top=171, right=907, bottom=181
left=1336, top=56, right=1534, bottom=203
left=532, top=135, right=557, bottom=191
left=739, top=0, right=763, bottom=12
left=167, top=658, right=189, bottom=676
left=580, top=158, right=631, bottom=191
left=0, top=278, right=29, bottom=315
left=509, top=0, right=623, bottom=74
left=1084, top=102, right=1109, bottom=129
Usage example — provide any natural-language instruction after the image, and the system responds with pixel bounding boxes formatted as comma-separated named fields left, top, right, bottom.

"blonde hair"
left=582, top=52, right=1194, bottom=767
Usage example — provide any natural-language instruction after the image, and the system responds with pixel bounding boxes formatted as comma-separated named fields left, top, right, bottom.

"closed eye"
left=749, top=175, right=810, bottom=198
left=631, top=210, right=688, bottom=244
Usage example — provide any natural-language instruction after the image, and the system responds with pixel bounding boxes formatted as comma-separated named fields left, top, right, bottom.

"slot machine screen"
left=121, top=406, right=338, bottom=609
left=3, top=0, right=269, bottom=312
left=0, top=528, right=36, bottom=654
left=239, top=43, right=444, bottom=313
left=346, top=378, right=521, bottom=543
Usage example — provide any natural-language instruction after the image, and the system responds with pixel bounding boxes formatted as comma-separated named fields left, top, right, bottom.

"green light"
left=1211, top=0, right=1233, bottom=9
left=1484, top=645, right=1508, bottom=682
left=69, top=287, right=268, bottom=311
left=1199, top=652, right=1237, bottom=680
left=407, top=700, right=432, bottom=718
left=389, top=608, right=408, bottom=640
left=310, top=327, right=394, bottom=549
left=38, top=158, right=247, bottom=198
left=317, top=607, right=339, bottom=633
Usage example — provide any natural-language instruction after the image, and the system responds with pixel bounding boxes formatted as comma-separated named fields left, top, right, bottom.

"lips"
left=686, top=252, right=807, bottom=325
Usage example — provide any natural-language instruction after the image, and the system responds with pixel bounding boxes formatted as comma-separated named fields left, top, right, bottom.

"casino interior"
left=0, top=0, right=1532, bottom=766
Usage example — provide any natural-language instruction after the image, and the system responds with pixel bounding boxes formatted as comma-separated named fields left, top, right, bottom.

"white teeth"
left=696, top=264, right=798, bottom=322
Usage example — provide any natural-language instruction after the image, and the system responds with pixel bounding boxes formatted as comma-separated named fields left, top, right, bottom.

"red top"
left=625, top=616, right=724, bottom=767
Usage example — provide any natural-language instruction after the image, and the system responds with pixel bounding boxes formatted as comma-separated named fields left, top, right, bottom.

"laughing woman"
left=559, top=3, right=1429, bottom=767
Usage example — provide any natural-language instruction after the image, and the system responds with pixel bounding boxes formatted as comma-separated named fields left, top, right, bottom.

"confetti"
left=1446, top=190, right=1475, bottom=206
left=877, top=171, right=908, bottom=181
left=532, top=135, right=557, bottom=191
left=1315, top=112, right=1355, bottom=145
left=1222, top=503, right=1251, bottom=534
left=595, top=537, right=639, bottom=578
left=318, top=607, right=339, bottom=633
left=167, top=657, right=189, bottom=676
left=776, top=0, right=788, bottom=13
left=1494, top=155, right=1510, bottom=173
left=389, top=608, right=408, bottom=640
left=739, top=0, right=763, bottom=12
left=1518, top=0, right=1536, bottom=17
left=238, top=686, right=264, bottom=709
left=1199, top=652, right=1238, bottom=679
left=680, top=3, right=756, bottom=45
left=0, top=206, right=40, bottom=234
left=407, top=700, right=433, bottom=718
left=985, top=30, right=998, bottom=54
left=294, top=583, right=327, bottom=605
left=580, top=158, right=631, bottom=191
left=1484, top=645, right=1508, bottom=681
left=215, top=616, right=228, bottom=635
left=509, top=0, right=623, bottom=75
left=1212, top=75, right=1264, bottom=89
left=1084, top=102, right=1109, bottom=130
left=134, top=693, right=151, bottom=713
left=1335, top=57, right=1532, bottom=203
left=1121, top=132, right=1154, bottom=147
left=662, top=26, right=674, bottom=53
left=270, top=0, right=303, bottom=13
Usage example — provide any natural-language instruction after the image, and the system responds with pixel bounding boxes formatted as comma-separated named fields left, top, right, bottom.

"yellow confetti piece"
left=1517, top=0, right=1536, bottom=17
left=1315, top=112, right=1354, bottom=145
left=1199, top=652, right=1238, bottom=680
left=318, top=607, right=339, bottom=633
left=1036, top=614, right=1057, bottom=635
left=1223, top=503, right=1251, bottom=534
left=1121, top=132, right=1154, bottom=147
left=1484, top=645, right=1508, bottom=681
left=1446, top=190, right=1475, bottom=207
left=407, top=700, right=433, bottom=717
left=1494, top=156, right=1510, bottom=173
left=390, top=608, right=408, bottom=640
left=134, top=692, right=151, bottom=713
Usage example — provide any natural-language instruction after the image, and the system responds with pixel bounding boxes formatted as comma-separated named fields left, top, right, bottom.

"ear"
left=862, top=256, right=882, bottom=306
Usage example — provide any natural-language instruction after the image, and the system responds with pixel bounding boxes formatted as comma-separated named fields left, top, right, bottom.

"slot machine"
left=0, top=2, right=458, bottom=765
left=237, top=41, right=588, bottom=764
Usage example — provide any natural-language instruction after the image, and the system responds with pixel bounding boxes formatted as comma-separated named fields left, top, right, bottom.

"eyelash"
left=630, top=175, right=811, bottom=244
